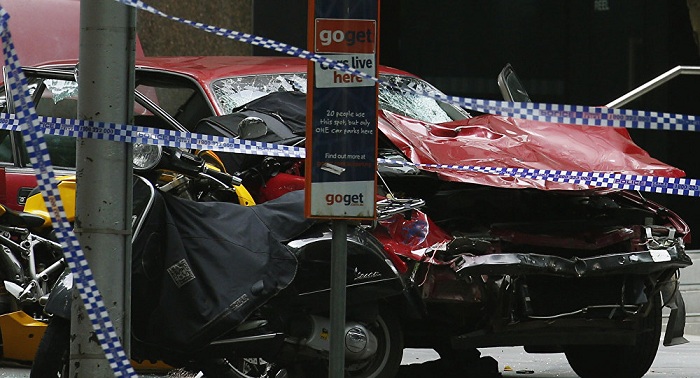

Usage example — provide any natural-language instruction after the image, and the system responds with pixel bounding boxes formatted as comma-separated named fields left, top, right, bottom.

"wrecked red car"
left=1, top=57, right=691, bottom=377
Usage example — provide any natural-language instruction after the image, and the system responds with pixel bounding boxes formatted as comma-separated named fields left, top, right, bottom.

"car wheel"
left=564, top=293, right=662, bottom=378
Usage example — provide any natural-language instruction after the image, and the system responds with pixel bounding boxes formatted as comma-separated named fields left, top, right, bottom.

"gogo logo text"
left=326, top=193, right=365, bottom=206
left=315, top=18, right=376, bottom=54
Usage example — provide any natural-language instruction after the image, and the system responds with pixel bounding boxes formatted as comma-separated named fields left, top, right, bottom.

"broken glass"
left=379, top=75, right=468, bottom=124
left=211, top=72, right=469, bottom=124
left=212, top=74, right=307, bottom=114
left=44, top=79, right=78, bottom=104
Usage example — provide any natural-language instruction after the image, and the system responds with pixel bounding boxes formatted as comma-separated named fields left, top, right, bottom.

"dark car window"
left=0, top=68, right=216, bottom=170
left=0, top=77, right=78, bottom=168
left=35, top=78, right=78, bottom=168
left=134, top=70, right=215, bottom=130
left=0, top=130, right=14, bottom=163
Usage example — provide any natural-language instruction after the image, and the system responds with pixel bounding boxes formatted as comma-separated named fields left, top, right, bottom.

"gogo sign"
left=315, top=19, right=376, bottom=54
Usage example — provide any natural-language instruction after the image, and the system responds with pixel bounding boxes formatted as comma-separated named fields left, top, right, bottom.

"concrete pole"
left=72, top=1, right=136, bottom=376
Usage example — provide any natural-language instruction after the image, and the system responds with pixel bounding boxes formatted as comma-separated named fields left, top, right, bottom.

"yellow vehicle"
left=0, top=147, right=252, bottom=371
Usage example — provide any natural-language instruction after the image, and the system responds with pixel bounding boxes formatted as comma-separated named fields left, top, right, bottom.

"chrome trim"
left=297, top=277, right=400, bottom=297
left=131, top=176, right=155, bottom=242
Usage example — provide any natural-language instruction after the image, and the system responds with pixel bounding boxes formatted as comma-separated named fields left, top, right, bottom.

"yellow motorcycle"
left=0, top=146, right=253, bottom=370
left=0, top=177, right=73, bottom=363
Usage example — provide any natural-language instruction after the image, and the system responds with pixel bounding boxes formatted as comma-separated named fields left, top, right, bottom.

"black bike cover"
left=131, top=189, right=314, bottom=354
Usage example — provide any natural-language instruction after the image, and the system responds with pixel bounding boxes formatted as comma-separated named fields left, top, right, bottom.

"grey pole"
left=72, top=1, right=136, bottom=376
left=329, top=2, right=359, bottom=376
left=329, top=219, right=348, bottom=377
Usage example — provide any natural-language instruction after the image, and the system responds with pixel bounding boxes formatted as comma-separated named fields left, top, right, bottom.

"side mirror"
left=237, top=116, right=268, bottom=139
left=497, top=64, right=531, bottom=102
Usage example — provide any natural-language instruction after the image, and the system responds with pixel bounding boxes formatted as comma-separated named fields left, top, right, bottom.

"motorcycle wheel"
left=30, top=316, right=69, bottom=378
left=223, top=357, right=271, bottom=378
left=227, top=307, right=404, bottom=378
left=563, top=293, right=662, bottom=378
left=199, top=358, right=257, bottom=378
left=302, top=307, right=403, bottom=378
left=329, top=306, right=404, bottom=378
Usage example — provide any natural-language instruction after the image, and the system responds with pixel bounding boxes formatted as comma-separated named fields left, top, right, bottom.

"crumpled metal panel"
left=451, top=245, right=692, bottom=278
left=379, top=111, right=685, bottom=191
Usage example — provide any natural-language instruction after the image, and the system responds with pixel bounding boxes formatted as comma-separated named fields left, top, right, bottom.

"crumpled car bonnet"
left=379, top=110, right=685, bottom=191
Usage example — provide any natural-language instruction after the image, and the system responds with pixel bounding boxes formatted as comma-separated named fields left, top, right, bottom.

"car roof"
left=35, top=55, right=415, bottom=84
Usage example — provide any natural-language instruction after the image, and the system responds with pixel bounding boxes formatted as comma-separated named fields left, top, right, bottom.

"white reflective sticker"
left=650, top=249, right=671, bottom=262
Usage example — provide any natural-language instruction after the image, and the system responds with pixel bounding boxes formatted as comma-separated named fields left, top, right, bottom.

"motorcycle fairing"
left=285, top=224, right=406, bottom=307
left=132, top=189, right=315, bottom=354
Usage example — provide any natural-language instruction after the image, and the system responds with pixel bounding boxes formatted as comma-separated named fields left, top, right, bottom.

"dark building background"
left=142, top=0, right=700, bottom=246
left=137, top=0, right=252, bottom=56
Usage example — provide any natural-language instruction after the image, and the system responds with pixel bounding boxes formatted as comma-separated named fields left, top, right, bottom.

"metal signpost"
left=306, top=1, right=379, bottom=376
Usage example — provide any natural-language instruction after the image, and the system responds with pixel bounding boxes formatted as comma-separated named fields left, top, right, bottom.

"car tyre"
left=564, top=293, right=662, bottom=378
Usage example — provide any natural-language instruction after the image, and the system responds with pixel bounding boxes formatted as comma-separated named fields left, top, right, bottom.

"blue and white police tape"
left=115, top=0, right=700, bottom=133
left=382, top=160, right=700, bottom=196
left=0, top=7, right=137, bottom=378
left=0, top=112, right=306, bottom=159
left=2, top=108, right=698, bottom=198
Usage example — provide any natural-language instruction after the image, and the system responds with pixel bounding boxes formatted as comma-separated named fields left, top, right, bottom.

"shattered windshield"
left=378, top=75, right=469, bottom=123
left=212, top=74, right=307, bottom=114
left=44, top=79, right=79, bottom=103
left=211, top=73, right=469, bottom=124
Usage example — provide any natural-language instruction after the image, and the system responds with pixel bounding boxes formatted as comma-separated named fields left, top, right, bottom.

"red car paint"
left=0, top=0, right=145, bottom=211
left=116, top=56, right=684, bottom=187
left=1, top=55, right=686, bottom=215
left=380, top=110, right=685, bottom=190
left=1, top=0, right=145, bottom=67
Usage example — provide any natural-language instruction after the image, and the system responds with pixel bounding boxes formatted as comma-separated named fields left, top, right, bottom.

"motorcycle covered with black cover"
left=32, top=144, right=407, bottom=378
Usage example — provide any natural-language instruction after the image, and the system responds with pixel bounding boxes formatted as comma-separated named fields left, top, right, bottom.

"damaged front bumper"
left=451, top=246, right=692, bottom=278
left=449, top=245, right=692, bottom=347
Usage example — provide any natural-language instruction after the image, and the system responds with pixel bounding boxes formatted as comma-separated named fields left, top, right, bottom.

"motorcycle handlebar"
left=159, top=148, right=239, bottom=184
left=202, top=167, right=243, bottom=188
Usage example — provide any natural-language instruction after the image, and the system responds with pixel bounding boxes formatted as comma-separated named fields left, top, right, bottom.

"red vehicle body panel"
left=379, top=111, right=685, bottom=190
left=0, top=0, right=145, bottom=210
left=1, top=0, right=145, bottom=67
left=2, top=170, right=49, bottom=211
left=129, top=56, right=686, bottom=189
